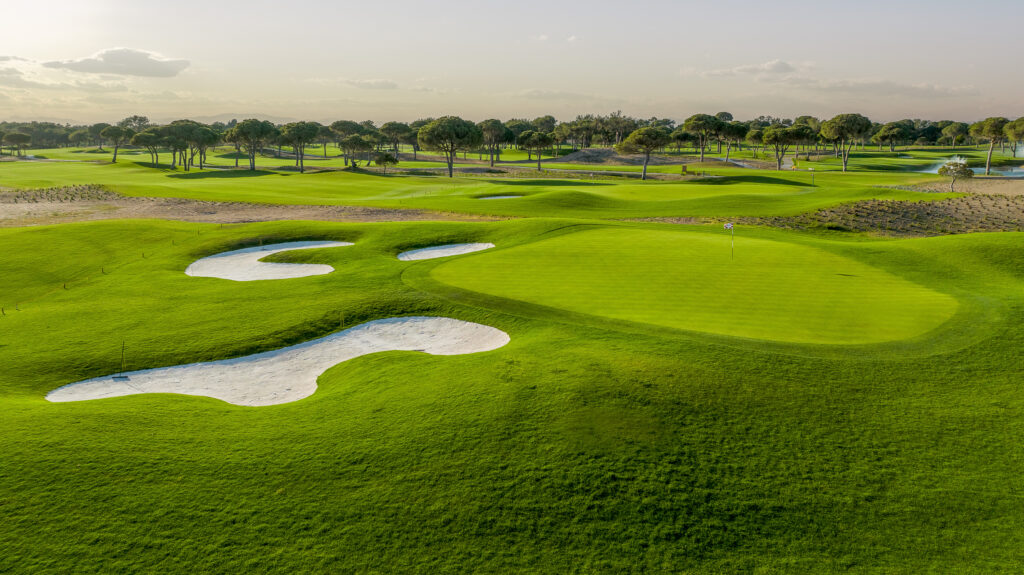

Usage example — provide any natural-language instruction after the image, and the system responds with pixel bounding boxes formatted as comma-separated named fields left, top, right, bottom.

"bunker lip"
left=46, top=316, right=510, bottom=406
left=185, top=240, right=352, bottom=281
left=397, top=243, right=495, bottom=261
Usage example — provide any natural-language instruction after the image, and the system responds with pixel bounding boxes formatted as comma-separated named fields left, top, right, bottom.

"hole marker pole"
left=725, top=222, right=735, bottom=260
left=120, top=340, right=126, bottom=376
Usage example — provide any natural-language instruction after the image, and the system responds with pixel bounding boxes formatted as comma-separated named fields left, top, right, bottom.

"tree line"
left=2, top=112, right=1021, bottom=178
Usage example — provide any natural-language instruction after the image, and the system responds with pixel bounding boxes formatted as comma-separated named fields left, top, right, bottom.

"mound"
left=431, top=227, right=957, bottom=345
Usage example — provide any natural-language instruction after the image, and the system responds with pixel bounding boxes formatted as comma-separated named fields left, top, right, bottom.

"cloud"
left=759, top=74, right=975, bottom=98
left=0, top=67, right=50, bottom=89
left=342, top=78, right=398, bottom=90
left=700, top=59, right=800, bottom=77
left=566, top=35, right=578, bottom=43
left=43, top=48, right=189, bottom=77
left=0, top=66, right=126, bottom=92
left=520, top=88, right=586, bottom=100
left=686, top=59, right=974, bottom=100
left=409, top=86, right=447, bottom=94
left=519, top=89, right=625, bottom=105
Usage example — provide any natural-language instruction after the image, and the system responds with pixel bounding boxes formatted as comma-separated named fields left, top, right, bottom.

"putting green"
left=431, top=227, right=958, bottom=344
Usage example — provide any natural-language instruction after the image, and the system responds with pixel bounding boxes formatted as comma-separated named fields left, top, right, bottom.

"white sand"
left=478, top=195, right=523, bottom=200
left=397, top=243, right=495, bottom=261
left=185, top=241, right=352, bottom=281
left=46, top=317, right=510, bottom=406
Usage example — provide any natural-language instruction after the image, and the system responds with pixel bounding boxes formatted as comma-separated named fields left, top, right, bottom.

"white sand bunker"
left=47, top=317, right=510, bottom=406
left=397, top=243, right=495, bottom=261
left=185, top=240, right=352, bottom=281
left=479, top=195, right=523, bottom=200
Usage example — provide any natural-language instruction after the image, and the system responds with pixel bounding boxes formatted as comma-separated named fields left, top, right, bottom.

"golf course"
left=3, top=122, right=1024, bottom=573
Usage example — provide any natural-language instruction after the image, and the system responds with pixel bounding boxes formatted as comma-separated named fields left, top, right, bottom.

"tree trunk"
left=725, top=142, right=732, bottom=162
left=447, top=151, right=454, bottom=177
left=699, top=138, right=705, bottom=163
left=986, top=141, right=994, bottom=175
left=641, top=153, right=649, bottom=180
left=112, top=143, right=119, bottom=163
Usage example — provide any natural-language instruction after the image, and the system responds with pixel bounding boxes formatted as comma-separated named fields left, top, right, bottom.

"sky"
left=1, top=0, right=1022, bottom=125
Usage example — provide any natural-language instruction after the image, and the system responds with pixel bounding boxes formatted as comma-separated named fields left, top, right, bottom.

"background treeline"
left=2, top=112, right=1021, bottom=178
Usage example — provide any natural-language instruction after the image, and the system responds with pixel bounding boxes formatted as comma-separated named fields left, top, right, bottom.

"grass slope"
left=430, top=226, right=957, bottom=344
left=2, top=219, right=1024, bottom=573
left=0, top=158, right=957, bottom=219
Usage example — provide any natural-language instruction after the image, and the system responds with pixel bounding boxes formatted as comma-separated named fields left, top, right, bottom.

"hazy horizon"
left=3, top=0, right=1022, bottom=125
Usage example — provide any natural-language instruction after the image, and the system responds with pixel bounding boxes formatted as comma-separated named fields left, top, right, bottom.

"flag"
left=724, top=223, right=734, bottom=230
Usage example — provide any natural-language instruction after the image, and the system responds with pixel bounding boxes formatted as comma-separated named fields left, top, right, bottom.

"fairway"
left=431, top=227, right=958, bottom=344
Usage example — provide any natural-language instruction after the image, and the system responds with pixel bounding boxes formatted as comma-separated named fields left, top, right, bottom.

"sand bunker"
left=397, top=243, right=495, bottom=261
left=478, top=195, right=523, bottom=200
left=185, top=241, right=352, bottom=281
left=46, top=317, right=510, bottom=406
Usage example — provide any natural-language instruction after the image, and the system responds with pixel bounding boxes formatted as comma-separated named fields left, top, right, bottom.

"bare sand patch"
left=397, top=243, right=495, bottom=261
left=46, top=317, right=510, bottom=406
left=185, top=241, right=352, bottom=281
left=0, top=186, right=505, bottom=227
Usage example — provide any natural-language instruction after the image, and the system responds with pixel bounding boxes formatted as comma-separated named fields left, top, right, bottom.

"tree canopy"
left=682, top=114, right=723, bottom=162
left=418, top=116, right=483, bottom=177
left=616, top=127, right=671, bottom=180
left=938, top=158, right=974, bottom=193
left=227, top=119, right=278, bottom=171
left=820, top=113, right=872, bottom=172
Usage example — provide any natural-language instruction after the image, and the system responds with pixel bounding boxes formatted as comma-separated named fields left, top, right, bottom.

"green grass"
left=0, top=156, right=958, bottom=219
left=4, top=147, right=1024, bottom=573
left=430, top=226, right=958, bottom=344
left=3, top=218, right=1024, bottom=573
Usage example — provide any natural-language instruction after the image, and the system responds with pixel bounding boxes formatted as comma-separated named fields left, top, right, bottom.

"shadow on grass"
left=167, top=169, right=277, bottom=179
left=690, top=175, right=808, bottom=186
left=481, top=179, right=611, bottom=187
